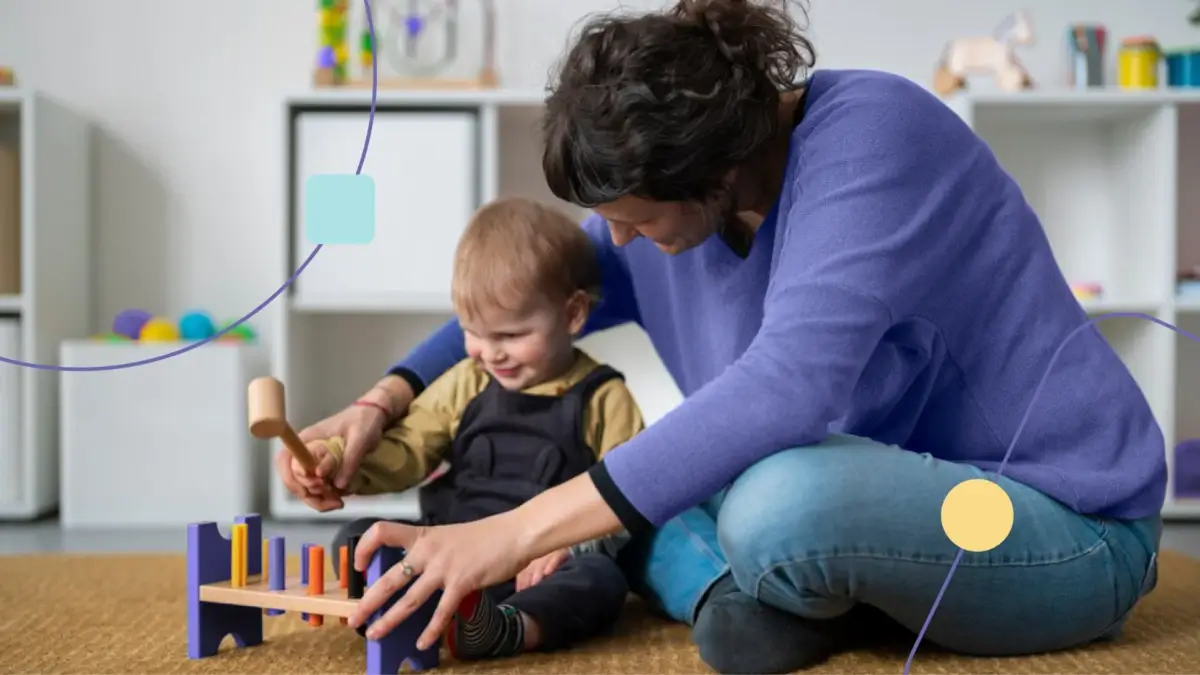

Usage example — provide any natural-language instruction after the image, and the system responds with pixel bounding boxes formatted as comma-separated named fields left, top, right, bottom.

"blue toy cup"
left=1166, top=48, right=1200, bottom=87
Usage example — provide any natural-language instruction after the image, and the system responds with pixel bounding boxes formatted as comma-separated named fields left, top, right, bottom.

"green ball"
left=217, top=321, right=256, bottom=343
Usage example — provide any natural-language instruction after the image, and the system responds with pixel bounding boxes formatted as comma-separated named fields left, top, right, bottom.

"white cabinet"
left=0, top=320, right=21, bottom=506
left=291, top=109, right=478, bottom=312
left=59, top=342, right=270, bottom=528
left=269, top=93, right=521, bottom=521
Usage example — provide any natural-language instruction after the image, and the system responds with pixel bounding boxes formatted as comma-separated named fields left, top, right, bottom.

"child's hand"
left=274, top=439, right=344, bottom=512
left=515, top=548, right=571, bottom=591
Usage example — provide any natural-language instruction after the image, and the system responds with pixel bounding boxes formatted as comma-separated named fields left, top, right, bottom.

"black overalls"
left=332, top=363, right=631, bottom=651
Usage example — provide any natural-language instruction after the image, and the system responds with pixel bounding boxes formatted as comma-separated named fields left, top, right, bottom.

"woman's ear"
left=723, top=167, right=739, bottom=189
left=565, top=290, right=591, bottom=336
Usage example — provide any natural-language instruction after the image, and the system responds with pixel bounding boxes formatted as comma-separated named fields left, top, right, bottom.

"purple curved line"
left=904, top=311, right=1194, bottom=673
left=0, top=0, right=379, bottom=372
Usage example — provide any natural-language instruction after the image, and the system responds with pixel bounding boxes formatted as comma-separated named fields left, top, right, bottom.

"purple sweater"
left=391, top=69, right=1167, bottom=533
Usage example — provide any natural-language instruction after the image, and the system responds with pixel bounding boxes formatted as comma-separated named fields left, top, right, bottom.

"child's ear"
left=565, top=290, right=590, bottom=336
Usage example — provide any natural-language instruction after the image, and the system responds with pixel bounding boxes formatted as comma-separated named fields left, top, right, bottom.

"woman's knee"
left=713, top=435, right=949, bottom=618
left=716, top=438, right=877, bottom=569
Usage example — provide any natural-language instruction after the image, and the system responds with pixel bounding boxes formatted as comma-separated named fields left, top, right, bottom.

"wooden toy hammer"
left=248, top=376, right=317, bottom=473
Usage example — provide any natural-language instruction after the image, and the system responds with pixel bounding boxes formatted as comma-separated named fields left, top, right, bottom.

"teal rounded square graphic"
left=305, top=174, right=376, bottom=245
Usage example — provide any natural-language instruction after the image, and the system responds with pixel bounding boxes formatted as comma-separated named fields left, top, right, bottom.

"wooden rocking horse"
left=934, top=10, right=1035, bottom=97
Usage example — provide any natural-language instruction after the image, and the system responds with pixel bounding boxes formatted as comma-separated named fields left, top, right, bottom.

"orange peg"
left=307, top=545, right=325, bottom=627
left=339, top=545, right=349, bottom=625
left=339, top=545, right=349, bottom=589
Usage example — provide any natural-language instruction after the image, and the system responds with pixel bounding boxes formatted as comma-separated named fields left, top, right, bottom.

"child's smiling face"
left=460, top=291, right=589, bottom=390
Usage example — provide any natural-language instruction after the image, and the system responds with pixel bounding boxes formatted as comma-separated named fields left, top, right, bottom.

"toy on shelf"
left=179, top=310, right=217, bottom=340
left=216, top=319, right=257, bottom=343
left=111, top=308, right=153, bottom=340
left=187, top=513, right=441, bottom=673
left=933, top=10, right=1035, bottom=97
left=1070, top=281, right=1103, bottom=303
left=1118, top=36, right=1162, bottom=89
left=316, top=0, right=352, bottom=86
left=139, top=317, right=181, bottom=342
left=0, top=68, right=13, bottom=87
left=313, top=0, right=498, bottom=90
left=102, top=309, right=257, bottom=344
left=1066, top=24, right=1106, bottom=88
left=1166, top=47, right=1200, bottom=87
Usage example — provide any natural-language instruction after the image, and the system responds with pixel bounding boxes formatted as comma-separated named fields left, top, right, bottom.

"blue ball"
left=178, top=310, right=216, bottom=341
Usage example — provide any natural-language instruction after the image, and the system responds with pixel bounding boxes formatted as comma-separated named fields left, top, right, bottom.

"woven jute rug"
left=1, top=551, right=1199, bottom=674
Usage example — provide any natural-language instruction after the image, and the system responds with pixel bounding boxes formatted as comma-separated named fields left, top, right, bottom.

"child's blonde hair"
left=451, top=197, right=601, bottom=322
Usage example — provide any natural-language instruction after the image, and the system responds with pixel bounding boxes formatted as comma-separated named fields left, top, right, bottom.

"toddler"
left=282, top=196, right=645, bottom=660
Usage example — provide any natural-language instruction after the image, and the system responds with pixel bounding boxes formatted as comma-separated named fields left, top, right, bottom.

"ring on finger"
left=401, top=562, right=415, bottom=577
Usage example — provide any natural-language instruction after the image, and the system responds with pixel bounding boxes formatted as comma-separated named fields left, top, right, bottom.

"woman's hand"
left=292, top=375, right=414, bottom=490
left=345, top=515, right=537, bottom=650
left=344, top=474, right=625, bottom=649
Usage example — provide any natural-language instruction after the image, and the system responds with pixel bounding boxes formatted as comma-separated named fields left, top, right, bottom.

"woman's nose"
left=608, top=222, right=638, bottom=247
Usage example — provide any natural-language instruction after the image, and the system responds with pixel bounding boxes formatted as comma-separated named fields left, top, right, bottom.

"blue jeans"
left=619, top=433, right=1161, bottom=656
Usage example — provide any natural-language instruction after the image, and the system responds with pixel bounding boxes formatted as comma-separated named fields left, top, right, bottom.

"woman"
left=285, top=0, right=1165, bottom=672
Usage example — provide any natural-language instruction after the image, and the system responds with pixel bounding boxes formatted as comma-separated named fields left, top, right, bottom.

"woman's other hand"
left=344, top=475, right=623, bottom=649
left=345, top=515, right=535, bottom=650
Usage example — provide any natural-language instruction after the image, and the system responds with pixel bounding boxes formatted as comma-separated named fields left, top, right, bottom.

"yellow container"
left=1118, top=36, right=1161, bottom=88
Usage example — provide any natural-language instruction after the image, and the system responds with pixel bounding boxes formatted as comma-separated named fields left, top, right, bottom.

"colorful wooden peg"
left=300, top=543, right=311, bottom=622
left=347, top=534, right=365, bottom=599
left=340, top=545, right=350, bottom=625
left=308, top=545, right=325, bottom=627
left=230, top=523, right=248, bottom=587
left=267, top=536, right=286, bottom=616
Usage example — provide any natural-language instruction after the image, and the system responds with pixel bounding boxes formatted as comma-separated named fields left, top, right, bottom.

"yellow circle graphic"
left=940, top=478, right=1014, bottom=552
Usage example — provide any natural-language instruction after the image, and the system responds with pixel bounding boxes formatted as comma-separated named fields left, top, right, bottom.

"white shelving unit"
left=0, top=89, right=92, bottom=519
left=948, top=87, right=1200, bottom=519
left=270, top=88, right=566, bottom=521
left=272, top=87, right=684, bottom=521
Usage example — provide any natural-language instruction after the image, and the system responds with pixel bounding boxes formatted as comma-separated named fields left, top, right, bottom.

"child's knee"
left=563, top=553, right=630, bottom=602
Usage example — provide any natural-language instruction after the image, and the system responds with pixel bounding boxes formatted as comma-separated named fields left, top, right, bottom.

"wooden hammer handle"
left=279, top=424, right=318, bottom=474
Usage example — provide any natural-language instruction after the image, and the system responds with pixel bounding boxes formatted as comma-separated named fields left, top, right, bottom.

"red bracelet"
left=353, top=400, right=391, bottom=418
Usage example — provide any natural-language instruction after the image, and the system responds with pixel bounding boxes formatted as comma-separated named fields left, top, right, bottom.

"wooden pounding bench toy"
left=186, top=377, right=442, bottom=674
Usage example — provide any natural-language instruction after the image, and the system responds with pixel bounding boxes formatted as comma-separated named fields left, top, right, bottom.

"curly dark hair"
left=541, top=0, right=816, bottom=208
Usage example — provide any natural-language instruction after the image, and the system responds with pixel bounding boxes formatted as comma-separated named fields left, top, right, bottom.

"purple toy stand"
left=186, top=515, right=264, bottom=659
left=185, top=513, right=442, bottom=674
left=366, top=547, right=443, bottom=673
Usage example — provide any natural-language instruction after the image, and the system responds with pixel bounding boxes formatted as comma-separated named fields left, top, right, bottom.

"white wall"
left=0, top=0, right=1197, bottom=423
